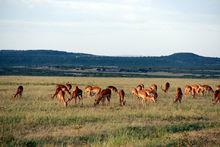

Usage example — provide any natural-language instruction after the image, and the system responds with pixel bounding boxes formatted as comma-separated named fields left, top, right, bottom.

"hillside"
left=0, top=50, right=220, bottom=77
left=0, top=50, right=220, bottom=68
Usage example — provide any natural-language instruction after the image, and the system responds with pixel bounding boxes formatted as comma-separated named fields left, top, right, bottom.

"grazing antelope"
left=184, top=85, right=192, bottom=98
left=52, top=84, right=71, bottom=99
left=131, top=88, right=138, bottom=96
left=137, top=90, right=156, bottom=104
left=84, top=85, right=101, bottom=97
left=149, top=84, right=157, bottom=92
left=136, top=84, right=144, bottom=91
left=202, top=85, right=214, bottom=94
left=107, top=86, right=118, bottom=93
left=213, top=89, right=220, bottom=104
left=149, top=91, right=158, bottom=102
left=14, top=86, right=23, bottom=98
left=144, top=88, right=154, bottom=96
left=56, top=90, right=67, bottom=106
left=65, top=82, right=72, bottom=91
left=118, top=89, right=126, bottom=106
left=56, top=83, right=72, bottom=91
left=174, top=87, right=183, bottom=103
left=197, top=84, right=206, bottom=96
left=161, top=82, right=170, bottom=93
left=66, top=86, right=83, bottom=105
left=191, top=84, right=200, bottom=98
left=84, top=85, right=92, bottom=97
left=94, top=88, right=111, bottom=106
left=131, top=88, right=140, bottom=100
left=90, top=86, right=101, bottom=97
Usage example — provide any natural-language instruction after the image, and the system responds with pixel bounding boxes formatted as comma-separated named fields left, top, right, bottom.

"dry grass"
left=0, top=76, right=220, bottom=146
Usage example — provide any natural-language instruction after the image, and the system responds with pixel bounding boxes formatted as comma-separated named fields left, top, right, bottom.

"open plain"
left=0, top=76, right=220, bottom=146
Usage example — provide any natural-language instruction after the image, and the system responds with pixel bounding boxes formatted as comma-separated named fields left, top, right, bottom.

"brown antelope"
left=14, top=86, right=23, bottom=98
left=191, top=84, right=200, bottom=98
left=107, top=86, right=118, bottom=93
left=131, top=88, right=140, bottom=99
left=65, top=82, right=72, bottom=91
left=136, top=84, right=144, bottom=91
left=136, top=90, right=156, bottom=104
left=90, top=86, right=101, bottom=97
left=197, top=84, right=206, bottom=96
left=149, top=91, right=158, bottom=102
left=52, top=84, right=71, bottom=99
left=84, top=85, right=92, bottom=97
left=84, top=85, right=101, bottom=97
left=66, top=85, right=83, bottom=105
left=213, top=89, right=220, bottom=104
left=131, top=88, right=138, bottom=96
left=202, top=85, right=214, bottom=94
left=144, top=88, right=154, bottom=96
left=174, top=87, right=183, bottom=103
left=57, top=90, right=67, bottom=106
left=149, top=84, right=157, bottom=92
left=161, top=82, right=170, bottom=93
left=184, top=85, right=192, bottom=97
left=118, top=89, right=126, bottom=106
left=94, top=88, right=111, bottom=106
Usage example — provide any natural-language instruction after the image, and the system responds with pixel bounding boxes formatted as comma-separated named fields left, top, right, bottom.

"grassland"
left=0, top=76, right=220, bottom=146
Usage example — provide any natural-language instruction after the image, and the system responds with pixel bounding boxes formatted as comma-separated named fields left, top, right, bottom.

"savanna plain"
left=0, top=76, right=220, bottom=146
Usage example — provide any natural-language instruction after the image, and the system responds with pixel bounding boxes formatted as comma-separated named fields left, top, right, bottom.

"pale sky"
left=0, top=0, right=220, bottom=57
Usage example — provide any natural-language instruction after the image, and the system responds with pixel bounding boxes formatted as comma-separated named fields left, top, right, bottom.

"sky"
left=0, top=0, right=220, bottom=57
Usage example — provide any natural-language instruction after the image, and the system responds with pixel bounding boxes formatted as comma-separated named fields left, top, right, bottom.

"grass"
left=0, top=76, right=220, bottom=146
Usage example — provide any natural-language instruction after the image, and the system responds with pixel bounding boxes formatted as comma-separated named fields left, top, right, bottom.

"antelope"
left=84, top=85, right=92, bottom=97
left=94, top=88, right=111, bottom=106
left=131, top=88, right=138, bottom=96
left=66, top=85, right=83, bottom=105
left=184, top=85, right=192, bottom=98
left=84, top=85, right=101, bottom=97
left=57, top=89, right=67, bottom=106
left=52, top=84, right=71, bottom=99
left=136, top=84, right=144, bottom=91
left=65, top=82, right=72, bottom=91
left=144, top=88, right=153, bottom=96
left=197, top=84, right=206, bottom=96
left=202, top=85, right=214, bottom=94
left=161, top=82, right=170, bottom=93
left=149, top=84, right=157, bottom=92
left=131, top=88, right=139, bottom=99
left=118, top=89, right=126, bottom=106
left=107, top=86, right=118, bottom=93
left=213, top=89, right=220, bottom=104
left=14, top=86, right=23, bottom=98
left=174, top=87, right=183, bottom=103
left=137, top=90, right=156, bottom=104
left=191, top=84, right=200, bottom=98
left=149, top=90, right=158, bottom=102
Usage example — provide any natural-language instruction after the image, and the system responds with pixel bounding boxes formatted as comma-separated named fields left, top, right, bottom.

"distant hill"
left=0, top=50, right=220, bottom=68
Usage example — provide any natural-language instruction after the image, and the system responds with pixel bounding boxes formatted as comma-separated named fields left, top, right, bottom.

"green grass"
left=0, top=76, right=220, bottom=146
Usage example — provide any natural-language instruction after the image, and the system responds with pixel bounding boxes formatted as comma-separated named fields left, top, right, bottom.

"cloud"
left=4, top=0, right=152, bottom=23
left=2, top=0, right=219, bottom=26
left=0, top=0, right=220, bottom=56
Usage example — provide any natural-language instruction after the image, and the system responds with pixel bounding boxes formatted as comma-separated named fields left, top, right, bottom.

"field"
left=0, top=76, right=220, bottom=146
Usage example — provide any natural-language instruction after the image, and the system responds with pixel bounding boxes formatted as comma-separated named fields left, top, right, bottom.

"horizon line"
left=0, top=48, right=217, bottom=58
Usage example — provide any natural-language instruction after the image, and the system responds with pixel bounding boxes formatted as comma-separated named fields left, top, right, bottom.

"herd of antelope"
left=13, top=82, right=220, bottom=106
